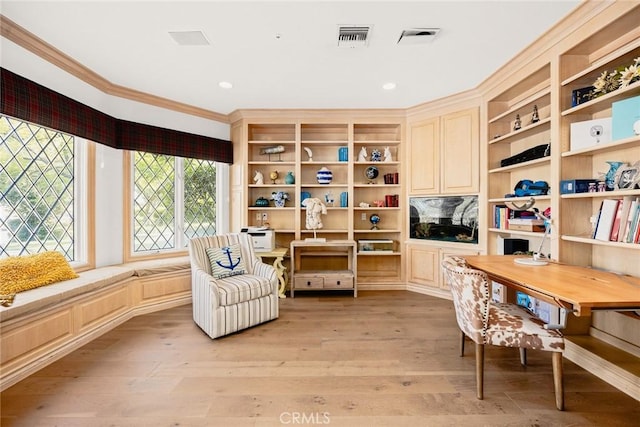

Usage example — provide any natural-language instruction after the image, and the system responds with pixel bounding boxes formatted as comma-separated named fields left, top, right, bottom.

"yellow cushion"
left=0, top=251, right=79, bottom=306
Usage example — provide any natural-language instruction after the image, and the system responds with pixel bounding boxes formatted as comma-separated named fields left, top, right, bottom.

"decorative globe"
left=369, top=214, right=381, bottom=230
left=364, top=165, right=379, bottom=181
left=316, top=167, right=333, bottom=184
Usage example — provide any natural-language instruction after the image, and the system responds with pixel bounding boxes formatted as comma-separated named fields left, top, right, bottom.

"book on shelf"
left=623, top=198, right=640, bottom=244
left=609, top=199, right=624, bottom=241
left=593, top=199, right=619, bottom=241
left=616, top=196, right=635, bottom=242
left=493, top=205, right=509, bottom=229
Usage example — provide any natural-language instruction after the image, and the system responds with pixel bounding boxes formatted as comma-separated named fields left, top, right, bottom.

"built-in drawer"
left=324, top=276, right=353, bottom=289
left=295, top=276, right=324, bottom=289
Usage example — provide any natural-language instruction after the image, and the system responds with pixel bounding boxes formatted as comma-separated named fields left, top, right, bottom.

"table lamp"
left=506, top=198, right=551, bottom=266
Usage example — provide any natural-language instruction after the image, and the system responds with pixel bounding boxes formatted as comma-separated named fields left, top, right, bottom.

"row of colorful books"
left=493, top=205, right=544, bottom=232
left=593, top=196, right=640, bottom=243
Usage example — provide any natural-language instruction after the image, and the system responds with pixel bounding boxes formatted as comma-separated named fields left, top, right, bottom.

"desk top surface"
left=463, top=255, right=640, bottom=316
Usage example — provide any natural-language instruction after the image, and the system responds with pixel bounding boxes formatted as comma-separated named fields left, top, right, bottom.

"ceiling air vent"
left=337, top=26, right=371, bottom=48
left=397, top=28, right=441, bottom=45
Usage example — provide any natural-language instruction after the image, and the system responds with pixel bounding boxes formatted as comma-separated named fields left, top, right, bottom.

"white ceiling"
left=1, top=0, right=581, bottom=116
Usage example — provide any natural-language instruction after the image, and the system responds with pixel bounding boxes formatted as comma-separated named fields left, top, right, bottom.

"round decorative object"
left=255, top=197, right=269, bottom=207
left=284, top=171, right=295, bottom=184
left=316, top=167, right=333, bottom=184
left=369, top=213, right=381, bottom=230
left=269, top=170, right=279, bottom=184
left=364, top=165, right=379, bottom=181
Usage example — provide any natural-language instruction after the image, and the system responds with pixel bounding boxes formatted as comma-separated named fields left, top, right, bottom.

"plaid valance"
left=1, top=68, right=232, bottom=163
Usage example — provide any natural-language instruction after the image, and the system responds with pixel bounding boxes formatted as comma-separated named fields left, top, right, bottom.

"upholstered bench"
left=0, top=256, right=191, bottom=392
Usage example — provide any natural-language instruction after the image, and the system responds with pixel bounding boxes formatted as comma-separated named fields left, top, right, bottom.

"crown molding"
left=0, top=14, right=229, bottom=124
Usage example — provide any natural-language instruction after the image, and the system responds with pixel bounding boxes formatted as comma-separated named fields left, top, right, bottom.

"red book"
left=609, top=199, right=624, bottom=241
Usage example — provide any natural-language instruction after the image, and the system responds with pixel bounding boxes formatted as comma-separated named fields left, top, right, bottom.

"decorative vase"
left=605, top=161, right=624, bottom=191
left=284, top=171, right=295, bottom=184
left=316, top=167, right=333, bottom=184
left=274, top=199, right=286, bottom=208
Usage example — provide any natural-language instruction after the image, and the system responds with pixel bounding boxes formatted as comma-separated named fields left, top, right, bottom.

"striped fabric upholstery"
left=188, top=234, right=279, bottom=339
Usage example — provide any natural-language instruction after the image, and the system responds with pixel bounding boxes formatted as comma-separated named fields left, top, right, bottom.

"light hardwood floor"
left=1, top=291, right=638, bottom=426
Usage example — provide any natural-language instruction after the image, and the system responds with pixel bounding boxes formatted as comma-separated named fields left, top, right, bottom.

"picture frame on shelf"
left=616, top=161, right=640, bottom=190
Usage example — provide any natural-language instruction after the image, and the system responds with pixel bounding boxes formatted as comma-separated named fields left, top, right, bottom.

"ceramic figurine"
left=253, top=170, right=264, bottom=185
left=531, top=105, right=540, bottom=123
left=358, top=146, right=367, bottom=161
left=514, top=114, right=522, bottom=131
left=383, top=146, right=393, bottom=162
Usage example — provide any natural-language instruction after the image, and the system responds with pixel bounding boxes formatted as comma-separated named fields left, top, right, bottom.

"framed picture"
left=409, top=195, right=478, bottom=243
left=616, top=161, right=640, bottom=190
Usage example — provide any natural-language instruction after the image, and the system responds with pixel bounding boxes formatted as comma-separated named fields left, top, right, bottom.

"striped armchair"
left=188, top=233, right=279, bottom=339
left=441, top=256, right=565, bottom=410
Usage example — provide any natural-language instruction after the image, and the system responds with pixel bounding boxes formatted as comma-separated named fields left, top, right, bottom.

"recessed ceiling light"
left=219, top=81, right=233, bottom=89
left=168, top=31, right=210, bottom=46
left=382, top=82, right=396, bottom=90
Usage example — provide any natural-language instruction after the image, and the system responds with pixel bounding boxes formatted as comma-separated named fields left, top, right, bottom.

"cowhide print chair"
left=189, top=233, right=279, bottom=339
left=441, top=256, right=565, bottom=410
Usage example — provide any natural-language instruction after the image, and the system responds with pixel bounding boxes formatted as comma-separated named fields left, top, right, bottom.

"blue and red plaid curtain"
left=0, top=68, right=232, bottom=163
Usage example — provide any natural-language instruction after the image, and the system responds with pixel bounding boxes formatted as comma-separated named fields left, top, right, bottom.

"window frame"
left=123, top=150, right=227, bottom=262
left=0, top=116, right=95, bottom=270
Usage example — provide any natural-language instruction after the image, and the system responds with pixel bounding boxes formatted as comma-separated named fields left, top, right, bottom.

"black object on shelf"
left=500, top=143, right=550, bottom=167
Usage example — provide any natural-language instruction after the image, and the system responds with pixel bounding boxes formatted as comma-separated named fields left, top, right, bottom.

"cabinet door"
left=408, top=118, right=439, bottom=194
left=406, top=244, right=439, bottom=288
left=440, top=248, right=480, bottom=290
left=441, top=108, right=479, bottom=194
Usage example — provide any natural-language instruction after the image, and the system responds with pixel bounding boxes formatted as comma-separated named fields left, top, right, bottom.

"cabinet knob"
left=307, top=281, right=312, bottom=286
left=337, top=280, right=341, bottom=285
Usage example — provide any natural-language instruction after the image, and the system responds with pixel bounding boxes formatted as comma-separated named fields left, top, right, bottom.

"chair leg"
left=519, top=347, right=527, bottom=366
left=460, top=330, right=466, bottom=357
left=552, top=351, right=564, bottom=411
left=475, top=343, right=484, bottom=400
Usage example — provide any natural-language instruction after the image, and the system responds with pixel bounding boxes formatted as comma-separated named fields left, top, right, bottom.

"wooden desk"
left=463, top=255, right=640, bottom=317
left=257, top=247, right=288, bottom=299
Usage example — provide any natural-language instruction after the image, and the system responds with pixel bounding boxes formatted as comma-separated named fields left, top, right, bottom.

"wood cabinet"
left=405, top=243, right=479, bottom=298
left=230, top=111, right=405, bottom=289
left=290, top=240, right=357, bottom=297
left=407, top=107, right=479, bottom=195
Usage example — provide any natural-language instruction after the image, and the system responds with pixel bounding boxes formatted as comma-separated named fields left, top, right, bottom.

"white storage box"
left=569, top=117, right=612, bottom=151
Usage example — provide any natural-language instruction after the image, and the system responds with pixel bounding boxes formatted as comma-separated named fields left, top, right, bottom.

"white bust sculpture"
left=302, top=197, right=327, bottom=231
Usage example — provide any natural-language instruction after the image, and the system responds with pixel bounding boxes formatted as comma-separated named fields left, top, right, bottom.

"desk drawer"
left=324, top=276, right=353, bottom=289
left=295, top=276, right=324, bottom=289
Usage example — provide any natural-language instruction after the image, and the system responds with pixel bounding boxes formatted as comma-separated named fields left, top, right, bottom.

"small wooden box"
left=508, top=219, right=545, bottom=232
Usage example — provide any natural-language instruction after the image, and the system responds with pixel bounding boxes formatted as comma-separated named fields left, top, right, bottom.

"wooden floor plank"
left=1, top=290, right=638, bottom=426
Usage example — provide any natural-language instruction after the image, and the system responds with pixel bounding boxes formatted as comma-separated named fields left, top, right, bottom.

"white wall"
left=2, top=39, right=231, bottom=267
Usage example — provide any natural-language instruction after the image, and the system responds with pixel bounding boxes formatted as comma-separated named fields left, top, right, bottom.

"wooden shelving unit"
left=231, top=113, right=404, bottom=289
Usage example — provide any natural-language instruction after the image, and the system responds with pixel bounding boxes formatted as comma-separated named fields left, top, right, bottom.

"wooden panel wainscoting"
left=0, top=270, right=191, bottom=392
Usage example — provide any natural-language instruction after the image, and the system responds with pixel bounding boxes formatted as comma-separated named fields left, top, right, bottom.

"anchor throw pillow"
left=206, top=244, right=247, bottom=279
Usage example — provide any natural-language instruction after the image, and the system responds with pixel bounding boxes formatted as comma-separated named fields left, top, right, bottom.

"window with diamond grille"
left=0, top=116, right=75, bottom=259
left=133, top=152, right=216, bottom=253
